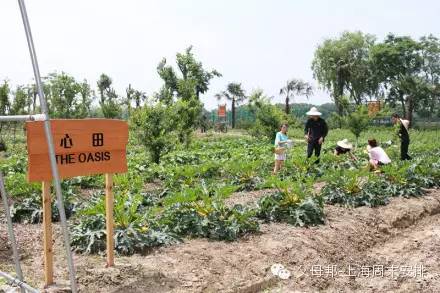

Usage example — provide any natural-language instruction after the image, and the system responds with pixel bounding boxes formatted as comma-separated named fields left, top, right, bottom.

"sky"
left=1, top=0, right=439, bottom=110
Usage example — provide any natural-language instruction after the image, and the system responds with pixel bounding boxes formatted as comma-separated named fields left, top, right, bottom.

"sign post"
left=42, top=181, right=53, bottom=286
left=105, top=173, right=114, bottom=267
left=26, top=119, right=128, bottom=282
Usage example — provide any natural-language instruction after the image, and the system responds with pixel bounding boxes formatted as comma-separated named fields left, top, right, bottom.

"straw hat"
left=306, top=107, right=322, bottom=116
left=337, top=139, right=353, bottom=150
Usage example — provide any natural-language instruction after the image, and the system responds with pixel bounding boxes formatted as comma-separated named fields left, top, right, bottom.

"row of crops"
left=1, top=127, right=440, bottom=256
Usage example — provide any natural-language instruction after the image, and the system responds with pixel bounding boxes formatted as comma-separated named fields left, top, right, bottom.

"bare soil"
left=1, top=190, right=440, bottom=293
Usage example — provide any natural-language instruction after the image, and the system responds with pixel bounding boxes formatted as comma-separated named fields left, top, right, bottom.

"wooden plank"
left=28, top=150, right=127, bottom=182
left=105, top=174, right=114, bottom=267
left=27, top=119, right=128, bottom=155
left=26, top=119, right=128, bottom=182
left=42, top=181, right=53, bottom=286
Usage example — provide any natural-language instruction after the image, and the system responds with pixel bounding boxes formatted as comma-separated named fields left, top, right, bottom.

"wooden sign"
left=218, top=105, right=226, bottom=117
left=368, top=101, right=381, bottom=117
left=26, top=119, right=128, bottom=182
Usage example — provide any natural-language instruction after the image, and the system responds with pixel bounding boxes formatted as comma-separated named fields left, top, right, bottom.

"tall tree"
left=279, top=79, right=313, bottom=114
left=133, top=90, right=147, bottom=109
left=0, top=81, right=10, bottom=116
left=10, top=86, right=28, bottom=143
left=156, top=46, right=220, bottom=144
left=247, top=89, right=294, bottom=140
left=130, top=101, right=176, bottom=164
left=215, top=83, right=246, bottom=129
left=0, top=81, right=11, bottom=139
left=157, top=46, right=221, bottom=101
left=97, top=73, right=121, bottom=118
left=77, top=80, right=93, bottom=118
left=346, top=106, right=370, bottom=147
left=370, top=34, right=425, bottom=122
left=312, top=31, right=377, bottom=113
left=125, top=84, right=134, bottom=118
left=419, top=35, right=440, bottom=117
left=41, top=73, right=93, bottom=118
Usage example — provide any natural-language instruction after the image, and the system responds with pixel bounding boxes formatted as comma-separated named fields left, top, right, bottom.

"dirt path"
left=1, top=190, right=440, bottom=292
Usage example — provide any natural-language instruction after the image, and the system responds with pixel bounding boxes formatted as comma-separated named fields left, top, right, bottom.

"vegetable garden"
left=1, top=124, right=439, bottom=291
left=4, top=128, right=438, bottom=244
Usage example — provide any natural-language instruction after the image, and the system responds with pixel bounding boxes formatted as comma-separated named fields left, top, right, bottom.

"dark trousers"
left=307, top=141, right=322, bottom=163
left=401, top=140, right=411, bottom=160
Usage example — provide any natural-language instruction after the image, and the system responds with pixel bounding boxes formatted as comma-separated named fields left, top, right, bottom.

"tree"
left=10, top=86, right=28, bottom=143
left=279, top=79, right=313, bottom=114
left=133, top=90, right=147, bottom=109
left=173, top=97, right=203, bottom=146
left=0, top=81, right=10, bottom=116
left=156, top=46, right=220, bottom=144
left=157, top=46, right=221, bottom=101
left=125, top=84, right=134, bottom=118
left=370, top=34, right=425, bottom=122
left=97, top=74, right=121, bottom=118
left=77, top=80, right=93, bottom=118
left=23, top=84, right=36, bottom=114
left=346, top=106, right=370, bottom=147
left=44, top=72, right=93, bottom=118
left=0, top=81, right=11, bottom=141
left=247, top=89, right=295, bottom=140
left=216, top=82, right=246, bottom=129
left=312, top=31, right=377, bottom=113
left=11, top=86, right=27, bottom=116
left=130, top=102, right=176, bottom=164
left=419, top=35, right=440, bottom=118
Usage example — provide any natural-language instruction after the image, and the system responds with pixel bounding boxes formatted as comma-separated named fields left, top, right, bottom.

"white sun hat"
left=306, top=107, right=322, bottom=116
left=337, top=139, right=353, bottom=150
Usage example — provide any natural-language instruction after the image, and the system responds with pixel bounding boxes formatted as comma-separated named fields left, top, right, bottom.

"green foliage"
left=159, top=199, right=259, bottom=241
left=312, top=31, right=377, bottom=109
left=157, top=46, right=221, bottom=102
left=247, top=90, right=296, bottom=140
left=226, top=160, right=265, bottom=191
left=173, top=97, right=203, bottom=146
left=257, top=179, right=325, bottom=226
left=154, top=47, right=221, bottom=145
left=0, top=80, right=11, bottom=116
left=45, top=72, right=93, bottom=118
left=71, top=192, right=179, bottom=255
left=216, top=83, right=247, bottom=129
left=130, top=102, right=176, bottom=163
left=279, top=79, right=313, bottom=114
left=2, top=120, right=439, bottom=256
left=346, top=106, right=370, bottom=145
left=97, top=73, right=121, bottom=118
left=4, top=173, right=40, bottom=198
left=321, top=172, right=390, bottom=207
left=10, top=181, right=76, bottom=224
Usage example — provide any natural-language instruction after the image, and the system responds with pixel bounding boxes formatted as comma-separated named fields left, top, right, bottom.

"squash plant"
left=257, top=178, right=324, bottom=226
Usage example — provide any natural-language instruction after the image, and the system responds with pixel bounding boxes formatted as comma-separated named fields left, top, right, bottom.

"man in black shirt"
left=392, top=113, right=411, bottom=160
left=304, top=107, right=328, bottom=163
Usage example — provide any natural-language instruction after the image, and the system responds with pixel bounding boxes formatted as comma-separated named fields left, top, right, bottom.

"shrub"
left=130, top=102, right=177, bottom=163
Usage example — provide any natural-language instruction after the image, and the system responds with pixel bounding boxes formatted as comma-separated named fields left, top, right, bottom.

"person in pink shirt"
left=367, top=139, right=391, bottom=170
